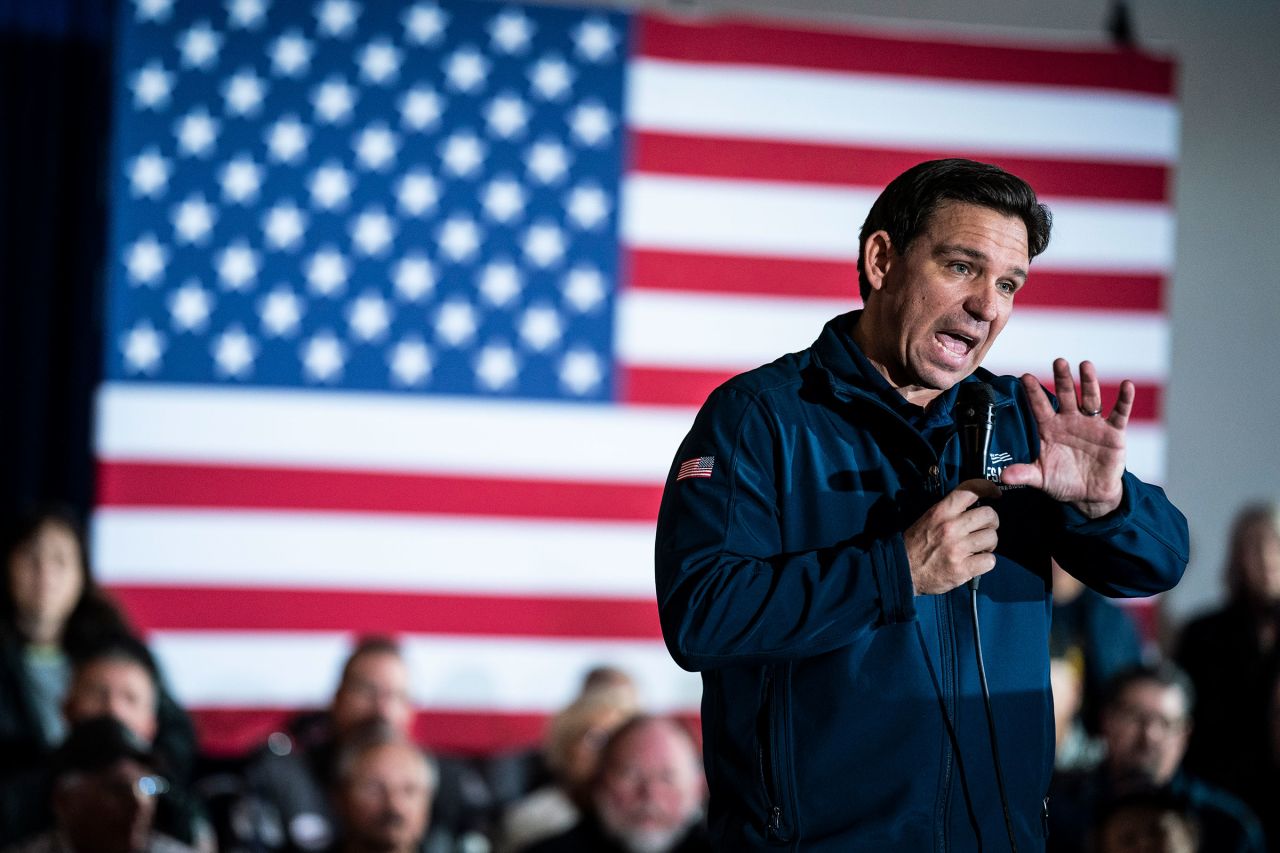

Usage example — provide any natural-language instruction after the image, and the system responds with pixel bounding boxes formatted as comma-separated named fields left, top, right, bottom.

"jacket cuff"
left=872, top=535, right=917, bottom=625
left=1060, top=471, right=1136, bottom=535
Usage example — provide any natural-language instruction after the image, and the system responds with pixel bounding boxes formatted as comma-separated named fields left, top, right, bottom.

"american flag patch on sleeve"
left=677, top=456, right=715, bottom=481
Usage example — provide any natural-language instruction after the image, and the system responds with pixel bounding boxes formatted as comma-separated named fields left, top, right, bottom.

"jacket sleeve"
left=654, top=385, right=917, bottom=672
left=1052, top=470, right=1189, bottom=598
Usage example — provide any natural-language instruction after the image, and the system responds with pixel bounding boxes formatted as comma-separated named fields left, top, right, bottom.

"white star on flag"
left=562, top=264, right=605, bottom=312
left=346, top=292, right=393, bottom=342
left=522, top=221, right=566, bottom=268
left=475, top=342, right=519, bottom=391
left=353, top=123, right=399, bottom=171
left=308, top=161, right=354, bottom=210
left=222, top=68, right=267, bottom=116
left=398, top=86, right=443, bottom=131
left=270, top=30, right=313, bottom=77
left=440, top=132, right=486, bottom=177
left=434, top=299, right=477, bottom=346
left=215, top=241, right=261, bottom=290
left=559, top=347, right=603, bottom=395
left=131, top=61, right=173, bottom=110
left=175, top=108, right=219, bottom=156
left=525, top=139, right=570, bottom=185
left=312, top=77, right=357, bottom=124
left=481, top=176, right=526, bottom=223
left=565, top=183, right=610, bottom=230
left=125, top=234, right=168, bottom=284
left=572, top=18, right=619, bottom=62
left=478, top=260, right=521, bottom=306
left=219, top=155, right=263, bottom=203
left=315, top=0, right=359, bottom=38
left=568, top=101, right=613, bottom=146
left=262, top=201, right=308, bottom=251
left=392, top=254, right=435, bottom=302
left=402, top=2, right=447, bottom=46
left=121, top=320, right=166, bottom=374
left=437, top=215, right=481, bottom=262
left=529, top=55, right=573, bottom=100
left=172, top=194, right=218, bottom=244
left=394, top=170, right=440, bottom=216
left=168, top=279, right=214, bottom=332
left=258, top=286, right=304, bottom=336
left=133, top=0, right=173, bottom=24
left=388, top=337, right=432, bottom=386
left=128, top=148, right=171, bottom=198
left=518, top=304, right=563, bottom=351
left=178, top=20, right=222, bottom=69
left=350, top=208, right=396, bottom=257
left=489, top=9, right=534, bottom=55
left=266, top=115, right=310, bottom=164
left=484, top=94, right=530, bottom=139
left=358, top=40, right=401, bottom=84
left=300, top=330, right=346, bottom=382
left=444, top=46, right=489, bottom=92
left=305, top=247, right=350, bottom=297
left=227, top=0, right=269, bottom=30
left=212, top=324, right=258, bottom=378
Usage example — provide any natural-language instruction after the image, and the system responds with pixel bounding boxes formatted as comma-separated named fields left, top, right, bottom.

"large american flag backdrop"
left=94, top=0, right=1178, bottom=755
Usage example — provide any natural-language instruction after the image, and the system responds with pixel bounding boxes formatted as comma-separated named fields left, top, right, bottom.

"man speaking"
left=654, top=159, right=1188, bottom=851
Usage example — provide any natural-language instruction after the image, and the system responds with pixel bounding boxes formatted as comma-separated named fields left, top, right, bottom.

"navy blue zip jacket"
left=655, top=312, right=1188, bottom=852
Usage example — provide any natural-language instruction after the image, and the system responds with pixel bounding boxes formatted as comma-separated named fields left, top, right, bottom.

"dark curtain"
left=0, top=0, right=116, bottom=520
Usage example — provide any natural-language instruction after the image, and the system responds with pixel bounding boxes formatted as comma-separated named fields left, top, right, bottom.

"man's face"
left=332, top=651, right=413, bottom=737
left=1239, top=520, right=1280, bottom=603
left=1102, top=681, right=1191, bottom=787
left=595, top=721, right=705, bottom=853
left=336, top=742, right=432, bottom=853
left=860, top=201, right=1030, bottom=403
left=54, top=758, right=160, bottom=853
left=65, top=659, right=159, bottom=744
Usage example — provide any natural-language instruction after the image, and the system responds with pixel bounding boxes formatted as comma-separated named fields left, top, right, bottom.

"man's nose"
left=964, top=282, right=1000, bottom=322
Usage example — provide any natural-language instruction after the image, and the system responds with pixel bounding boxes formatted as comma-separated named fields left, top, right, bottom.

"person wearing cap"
left=1, top=715, right=198, bottom=853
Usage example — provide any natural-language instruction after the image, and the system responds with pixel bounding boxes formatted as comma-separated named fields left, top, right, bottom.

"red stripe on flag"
left=189, top=707, right=702, bottom=758
left=113, top=585, right=662, bottom=639
left=632, top=132, right=1171, bottom=203
left=622, top=365, right=1163, bottom=420
left=96, top=462, right=663, bottom=521
left=635, top=15, right=1175, bottom=96
left=625, top=248, right=1164, bottom=312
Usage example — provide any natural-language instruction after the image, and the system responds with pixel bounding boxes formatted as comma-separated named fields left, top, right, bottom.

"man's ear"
left=862, top=230, right=894, bottom=293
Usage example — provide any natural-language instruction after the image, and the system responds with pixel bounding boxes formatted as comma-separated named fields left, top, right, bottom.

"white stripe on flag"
left=150, top=631, right=702, bottom=712
left=617, top=290, right=1169, bottom=380
left=628, top=59, right=1179, bottom=161
left=622, top=174, right=1175, bottom=270
left=96, top=383, right=691, bottom=482
left=94, top=509, right=656, bottom=597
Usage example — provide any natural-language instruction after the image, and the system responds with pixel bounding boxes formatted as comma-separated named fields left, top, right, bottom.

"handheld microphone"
left=955, top=382, right=996, bottom=592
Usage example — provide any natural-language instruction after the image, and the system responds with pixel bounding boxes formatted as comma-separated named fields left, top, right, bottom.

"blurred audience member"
left=1, top=715, right=197, bottom=853
left=1048, top=663, right=1264, bottom=853
left=237, top=636, right=490, bottom=852
left=1175, top=503, right=1280, bottom=809
left=0, top=506, right=196, bottom=782
left=521, top=715, right=708, bottom=853
left=1093, top=790, right=1199, bottom=853
left=579, top=666, right=639, bottom=707
left=1051, top=653, right=1103, bottom=771
left=1, top=639, right=212, bottom=849
left=331, top=722, right=435, bottom=853
left=1052, top=560, right=1145, bottom=733
left=497, top=686, right=638, bottom=852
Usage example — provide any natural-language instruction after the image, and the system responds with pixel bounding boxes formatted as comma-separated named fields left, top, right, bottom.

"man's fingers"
left=1020, top=373, right=1056, bottom=421
left=1078, top=360, right=1102, bottom=415
left=1052, top=357, right=1077, bottom=413
left=1109, top=379, right=1135, bottom=429
left=999, top=462, right=1042, bottom=489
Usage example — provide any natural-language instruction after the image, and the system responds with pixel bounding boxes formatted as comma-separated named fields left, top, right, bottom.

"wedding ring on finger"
left=1081, top=407, right=1102, bottom=417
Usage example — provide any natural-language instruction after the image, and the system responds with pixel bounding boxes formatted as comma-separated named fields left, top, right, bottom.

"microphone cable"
left=969, top=582, right=1018, bottom=853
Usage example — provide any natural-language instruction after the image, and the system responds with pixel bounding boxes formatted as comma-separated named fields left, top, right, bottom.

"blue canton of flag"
left=111, top=0, right=627, bottom=402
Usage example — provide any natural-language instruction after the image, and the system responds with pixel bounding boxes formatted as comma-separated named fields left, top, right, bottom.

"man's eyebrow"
left=933, top=243, right=1027, bottom=280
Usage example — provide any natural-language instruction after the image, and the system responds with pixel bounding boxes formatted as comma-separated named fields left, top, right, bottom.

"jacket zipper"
left=758, top=666, right=791, bottom=843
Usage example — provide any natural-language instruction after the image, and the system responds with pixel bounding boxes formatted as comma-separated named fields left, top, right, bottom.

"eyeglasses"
left=1112, top=705, right=1188, bottom=736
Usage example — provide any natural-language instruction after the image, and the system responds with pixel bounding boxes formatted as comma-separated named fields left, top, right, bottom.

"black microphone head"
left=956, top=381, right=996, bottom=426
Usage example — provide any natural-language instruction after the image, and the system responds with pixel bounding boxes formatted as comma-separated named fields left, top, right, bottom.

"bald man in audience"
left=523, top=716, right=709, bottom=853
left=330, top=723, right=434, bottom=853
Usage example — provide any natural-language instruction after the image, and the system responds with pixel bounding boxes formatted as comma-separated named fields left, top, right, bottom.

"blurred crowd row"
left=1, top=501, right=1279, bottom=853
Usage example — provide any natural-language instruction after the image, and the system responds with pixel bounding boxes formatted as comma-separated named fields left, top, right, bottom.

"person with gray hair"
left=330, top=721, right=436, bottom=853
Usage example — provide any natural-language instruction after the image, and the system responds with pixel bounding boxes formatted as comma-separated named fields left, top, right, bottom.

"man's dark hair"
left=71, top=635, right=162, bottom=693
left=339, top=634, right=404, bottom=685
left=856, top=158, right=1053, bottom=301
left=1103, top=661, right=1197, bottom=717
